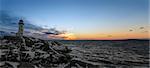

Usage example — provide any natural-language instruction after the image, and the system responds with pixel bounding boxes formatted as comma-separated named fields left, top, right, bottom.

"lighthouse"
left=16, top=19, right=24, bottom=37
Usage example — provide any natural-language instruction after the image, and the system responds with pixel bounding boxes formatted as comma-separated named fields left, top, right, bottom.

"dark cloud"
left=139, top=27, right=144, bottom=29
left=43, top=32, right=56, bottom=35
left=142, top=31, right=148, bottom=33
left=48, top=28, right=66, bottom=35
left=144, top=31, right=148, bottom=32
left=0, top=10, right=42, bottom=31
left=41, top=28, right=66, bottom=35
left=0, top=11, right=18, bottom=27
left=129, top=29, right=133, bottom=32
left=0, top=10, right=68, bottom=39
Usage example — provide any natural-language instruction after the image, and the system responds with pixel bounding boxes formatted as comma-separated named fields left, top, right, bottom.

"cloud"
left=129, top=29, right=133, bottom=32
left=140, top=31, right=148, bottom=33
left=0, top=10, right=70, bottom=40
left=0, top=10, right=42, bottom=31
left=139, top=27, right=144, bottom=29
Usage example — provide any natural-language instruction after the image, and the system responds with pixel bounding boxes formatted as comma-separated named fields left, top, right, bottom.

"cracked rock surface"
left=0, top=36, right=71, bottom=68
left=0, top=36, right=149, bottom=68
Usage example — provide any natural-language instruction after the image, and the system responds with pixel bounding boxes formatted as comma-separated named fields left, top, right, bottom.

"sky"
left=0, top=0, right=149, bottom=40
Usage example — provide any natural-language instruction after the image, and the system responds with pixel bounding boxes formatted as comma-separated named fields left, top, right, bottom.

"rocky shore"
left=0, top=36, right=149, bottom=68
left=0, top=36, right=71, bottom=68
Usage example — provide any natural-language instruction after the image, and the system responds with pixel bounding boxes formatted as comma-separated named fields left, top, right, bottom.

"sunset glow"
left=60, top=33, right=77, bottom=40
left=75, top=31, right=149, bottom=40
left=1, top=0, right=149, bottom=40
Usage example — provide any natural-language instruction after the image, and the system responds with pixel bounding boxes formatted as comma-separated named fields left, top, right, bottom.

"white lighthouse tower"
left=16, top=19, right=24, bottom=37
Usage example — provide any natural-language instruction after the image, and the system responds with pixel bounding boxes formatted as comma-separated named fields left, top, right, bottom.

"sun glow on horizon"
left=74, top=32, right=149, bottom=40
left=59, top=33, right=77, bottom=40
left=2, top=0, right=148, bottom=40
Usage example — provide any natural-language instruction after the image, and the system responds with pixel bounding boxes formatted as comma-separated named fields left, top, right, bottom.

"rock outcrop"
left=0, top=36, right=71, bottom=68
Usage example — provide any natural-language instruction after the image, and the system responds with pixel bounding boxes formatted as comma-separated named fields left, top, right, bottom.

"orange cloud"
left=58, top=33, right=77, bottom=40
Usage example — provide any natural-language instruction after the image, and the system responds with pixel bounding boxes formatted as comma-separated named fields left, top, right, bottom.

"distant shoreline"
left=49, top=39, right=150, bottom=41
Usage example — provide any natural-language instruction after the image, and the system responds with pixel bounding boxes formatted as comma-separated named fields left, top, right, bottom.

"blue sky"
left=0, top=0, right=149, bottom=40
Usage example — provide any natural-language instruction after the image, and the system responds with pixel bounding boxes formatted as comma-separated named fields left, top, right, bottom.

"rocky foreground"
left=0, top=36, right=71, bottom=68
left=0, top=36, right=149, bottom=68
